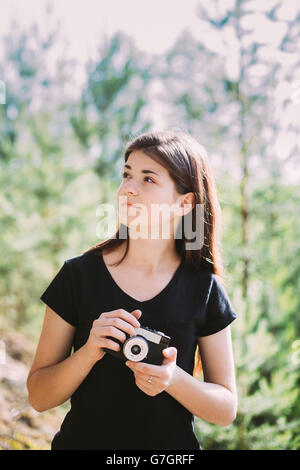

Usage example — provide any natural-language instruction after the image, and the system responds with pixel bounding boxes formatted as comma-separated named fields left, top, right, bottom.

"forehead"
left=126, top=150, right=168, bottom=176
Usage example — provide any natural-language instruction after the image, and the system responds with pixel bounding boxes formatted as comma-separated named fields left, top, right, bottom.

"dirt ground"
left=0, top=327, right=64, bottom=450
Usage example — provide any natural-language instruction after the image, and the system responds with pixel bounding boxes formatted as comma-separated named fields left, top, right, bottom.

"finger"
left=162, top=347, right=177, bottom=364
left=128, top=367, right=158, bottom=382
left=135, top=376, right=155, bottom=394
left=98, top=325, right=128, bottom=343
left=96, top=336, right=121, bottom=352
left=131, top=309, right=142, bottom=320
left=125, top=361, right=163, bottom=377
left=100, top=317, right=138, bottom=338
left=136, top=377, right=161, bottom=397
left=102, top=309, right=141, bottom=328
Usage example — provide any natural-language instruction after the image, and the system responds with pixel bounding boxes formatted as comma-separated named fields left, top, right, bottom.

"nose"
left=123, top=179, right=138, bottom=196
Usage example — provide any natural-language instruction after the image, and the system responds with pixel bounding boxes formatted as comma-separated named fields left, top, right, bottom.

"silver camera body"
left=103, top=325, right=171, bottom=366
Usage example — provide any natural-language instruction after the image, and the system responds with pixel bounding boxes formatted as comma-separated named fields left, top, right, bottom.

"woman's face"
left=117, top=150, right=184, bottom=238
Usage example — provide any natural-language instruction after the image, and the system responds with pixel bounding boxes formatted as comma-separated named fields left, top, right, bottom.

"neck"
left=121, top=237, right=181, bottom=272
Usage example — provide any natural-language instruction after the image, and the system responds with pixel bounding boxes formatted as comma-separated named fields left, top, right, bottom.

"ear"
left=175, top=193, right=195, bottom=217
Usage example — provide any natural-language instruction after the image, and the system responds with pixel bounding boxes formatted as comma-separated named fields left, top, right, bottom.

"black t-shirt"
left=39, top=250, right=237, bottom=450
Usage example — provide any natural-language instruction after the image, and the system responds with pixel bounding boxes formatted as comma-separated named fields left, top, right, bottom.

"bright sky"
left=1, top=0, right=298, bottom=81
left=0, top=0, right=201, bottom=60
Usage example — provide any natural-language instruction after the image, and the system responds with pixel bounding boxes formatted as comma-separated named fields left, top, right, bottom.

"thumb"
left=162, top=347, right=177, bottom=363
left=131, top=309, right=142, bottom=319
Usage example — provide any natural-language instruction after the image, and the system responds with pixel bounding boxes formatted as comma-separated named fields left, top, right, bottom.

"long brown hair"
left=84, top=128, right=226, bottom=378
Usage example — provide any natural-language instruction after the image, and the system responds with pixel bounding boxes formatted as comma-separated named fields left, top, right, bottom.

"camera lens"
left=123, top=336, right=148, bottom=361
left=131, top=345, right=141, bottom=355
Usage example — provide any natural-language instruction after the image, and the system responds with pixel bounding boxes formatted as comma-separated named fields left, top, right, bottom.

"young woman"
left=27, top=129, right=238, bottom=450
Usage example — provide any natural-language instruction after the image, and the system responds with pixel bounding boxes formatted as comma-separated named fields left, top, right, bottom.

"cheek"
left=150, top=197, right=178, bottom=225
left=117, top=188, right=124, bottom=205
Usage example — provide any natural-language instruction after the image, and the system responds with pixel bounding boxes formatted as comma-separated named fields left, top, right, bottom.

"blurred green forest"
left=0, top=0, right=300, bottom=450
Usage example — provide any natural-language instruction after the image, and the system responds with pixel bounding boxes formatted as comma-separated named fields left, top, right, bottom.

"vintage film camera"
left=103, top=325, right=171, bottom=366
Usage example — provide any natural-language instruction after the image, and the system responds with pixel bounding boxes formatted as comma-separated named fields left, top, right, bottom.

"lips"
left=119, top=198, right=140, bottom=208
left=124, top=200, right=138, bottom=207
left=120, top=200, right=133, bottom=206
left=127, top=202, right=141, bottom=210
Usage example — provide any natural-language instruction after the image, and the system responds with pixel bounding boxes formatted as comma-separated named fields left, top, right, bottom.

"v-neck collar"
left=99, top=251, right=185, bottom=304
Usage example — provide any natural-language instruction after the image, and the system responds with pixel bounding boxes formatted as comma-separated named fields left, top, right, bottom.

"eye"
left=122, top=172, right=155, bottom=184
left=144, top=176, right=155, bottom=183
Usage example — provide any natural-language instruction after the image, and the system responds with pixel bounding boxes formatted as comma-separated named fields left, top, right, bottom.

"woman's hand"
left=85, top=308, right=142, bottom=362
left=125, top=347, right=178, bottom=397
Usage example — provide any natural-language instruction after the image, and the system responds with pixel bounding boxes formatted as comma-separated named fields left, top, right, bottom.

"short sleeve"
left=198, top=274, right=237, bottom=337
left=40, top=260, right=77, bottom=327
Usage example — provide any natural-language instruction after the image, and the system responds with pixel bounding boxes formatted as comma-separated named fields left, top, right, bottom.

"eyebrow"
left=124, top=164, right=161, bottom=178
